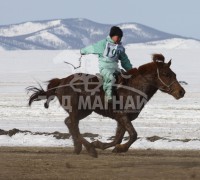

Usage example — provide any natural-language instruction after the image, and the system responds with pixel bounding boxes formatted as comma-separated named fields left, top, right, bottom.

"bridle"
left=156, top=67, right=177, bottom=92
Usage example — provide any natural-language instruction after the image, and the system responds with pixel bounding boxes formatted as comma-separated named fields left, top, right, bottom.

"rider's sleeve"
left=119, top=51, right=133, bottom=71
left=80, top=40, right=106, bottom=55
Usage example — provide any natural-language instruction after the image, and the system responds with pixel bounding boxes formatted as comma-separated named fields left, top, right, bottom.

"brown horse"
left=27, top=54, right=185, bottom=157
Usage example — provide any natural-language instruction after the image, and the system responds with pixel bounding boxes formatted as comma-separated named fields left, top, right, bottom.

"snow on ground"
left=0, top=42, right=200, bottom=150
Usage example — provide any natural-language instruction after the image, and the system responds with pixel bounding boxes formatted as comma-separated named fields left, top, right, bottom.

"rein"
left=156, top=67, right=177, bottom=92
left=64, top=55, right=82, bottom=69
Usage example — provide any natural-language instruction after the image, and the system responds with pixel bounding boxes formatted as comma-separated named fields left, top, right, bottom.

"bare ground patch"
left=0, top=147, right=200, bottom=180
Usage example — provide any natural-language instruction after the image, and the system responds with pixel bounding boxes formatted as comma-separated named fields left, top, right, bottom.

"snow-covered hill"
left=127, top=38, right=200, bottom=49
left=0, top=18, right=197, bottom=50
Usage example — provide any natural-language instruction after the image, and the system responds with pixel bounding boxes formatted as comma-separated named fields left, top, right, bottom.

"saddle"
left=96, top=68, right=139, bottom=95
left=96, top=68, right=139, bottom=85
left=115, top=68, right=139, bottom=85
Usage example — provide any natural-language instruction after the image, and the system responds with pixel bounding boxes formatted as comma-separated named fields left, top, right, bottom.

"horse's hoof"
left=89, top=149, right=98, bottom=158
left=87, top=146, right=98, bottom=158
left=112, top=144, right=128, bottom=153
left=92, top=140, right=104, bottom=149
left=73, top=144, right=82, bottom=155
left=44, top=102, right=49, bottom=109
left=112, top=147, right=120, bottom=153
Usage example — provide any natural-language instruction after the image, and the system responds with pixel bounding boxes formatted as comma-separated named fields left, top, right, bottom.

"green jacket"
left=80, top=36, right=132, bottom=71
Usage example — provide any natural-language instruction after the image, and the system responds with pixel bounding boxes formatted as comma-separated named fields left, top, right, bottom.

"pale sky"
left=0, top=0, right=199, bottom=39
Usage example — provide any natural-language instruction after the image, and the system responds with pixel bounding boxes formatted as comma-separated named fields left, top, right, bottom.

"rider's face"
left=111, top=36, right=122, bottom=44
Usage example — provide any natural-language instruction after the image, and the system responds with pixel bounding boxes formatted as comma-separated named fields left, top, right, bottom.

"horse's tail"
left=26, top=83, right=47, bottom=106
left=26, top=78, right=61, bottom=108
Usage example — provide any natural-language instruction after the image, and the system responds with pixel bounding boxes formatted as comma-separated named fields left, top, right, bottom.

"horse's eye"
left=163, top=72, right=170, bottom=77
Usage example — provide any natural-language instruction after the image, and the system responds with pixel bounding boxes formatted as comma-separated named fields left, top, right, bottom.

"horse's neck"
left=143, top=81, right=158, bottom=101
left=127, top=73, right=158, bottom=101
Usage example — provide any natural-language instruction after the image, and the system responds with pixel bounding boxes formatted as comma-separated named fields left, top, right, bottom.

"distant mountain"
left=0, top=18, right=198, bottom=50
left=126, top=38, right=200, bottom=49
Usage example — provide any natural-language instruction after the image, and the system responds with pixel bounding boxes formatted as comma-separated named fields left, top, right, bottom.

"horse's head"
left=138, top=54, right=185, bottom=99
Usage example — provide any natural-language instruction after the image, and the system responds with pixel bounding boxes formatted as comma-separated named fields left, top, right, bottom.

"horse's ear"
left=167, top=59, right=172, bottom=67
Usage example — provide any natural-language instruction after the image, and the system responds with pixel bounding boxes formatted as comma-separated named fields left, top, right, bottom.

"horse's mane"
left=127, top=54, right=166, bottom=76
left=152, top=53, right=165, bottom=63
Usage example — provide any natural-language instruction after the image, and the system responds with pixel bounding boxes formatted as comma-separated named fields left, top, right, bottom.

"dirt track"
left=0, top=147, right=200, bottom=180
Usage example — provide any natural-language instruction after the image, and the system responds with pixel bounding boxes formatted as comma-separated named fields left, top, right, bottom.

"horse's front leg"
left=92, top=122, right=126, bottom=150
left=112, top=116, right=137, bottom=153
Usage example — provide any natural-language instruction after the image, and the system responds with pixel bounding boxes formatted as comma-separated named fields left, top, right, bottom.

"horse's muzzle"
left=173, top=87, right=186, bottom=99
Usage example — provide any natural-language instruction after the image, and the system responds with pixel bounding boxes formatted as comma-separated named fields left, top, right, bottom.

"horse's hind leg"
left=80, top=135, right=98, bottom=158
left=92, top=122, right=125, bottom=150
left=44, top=95, right=55, bottom=108
left=65, top=117, right=82, bottom=154
left=65, top=116, right=98, bottom=158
